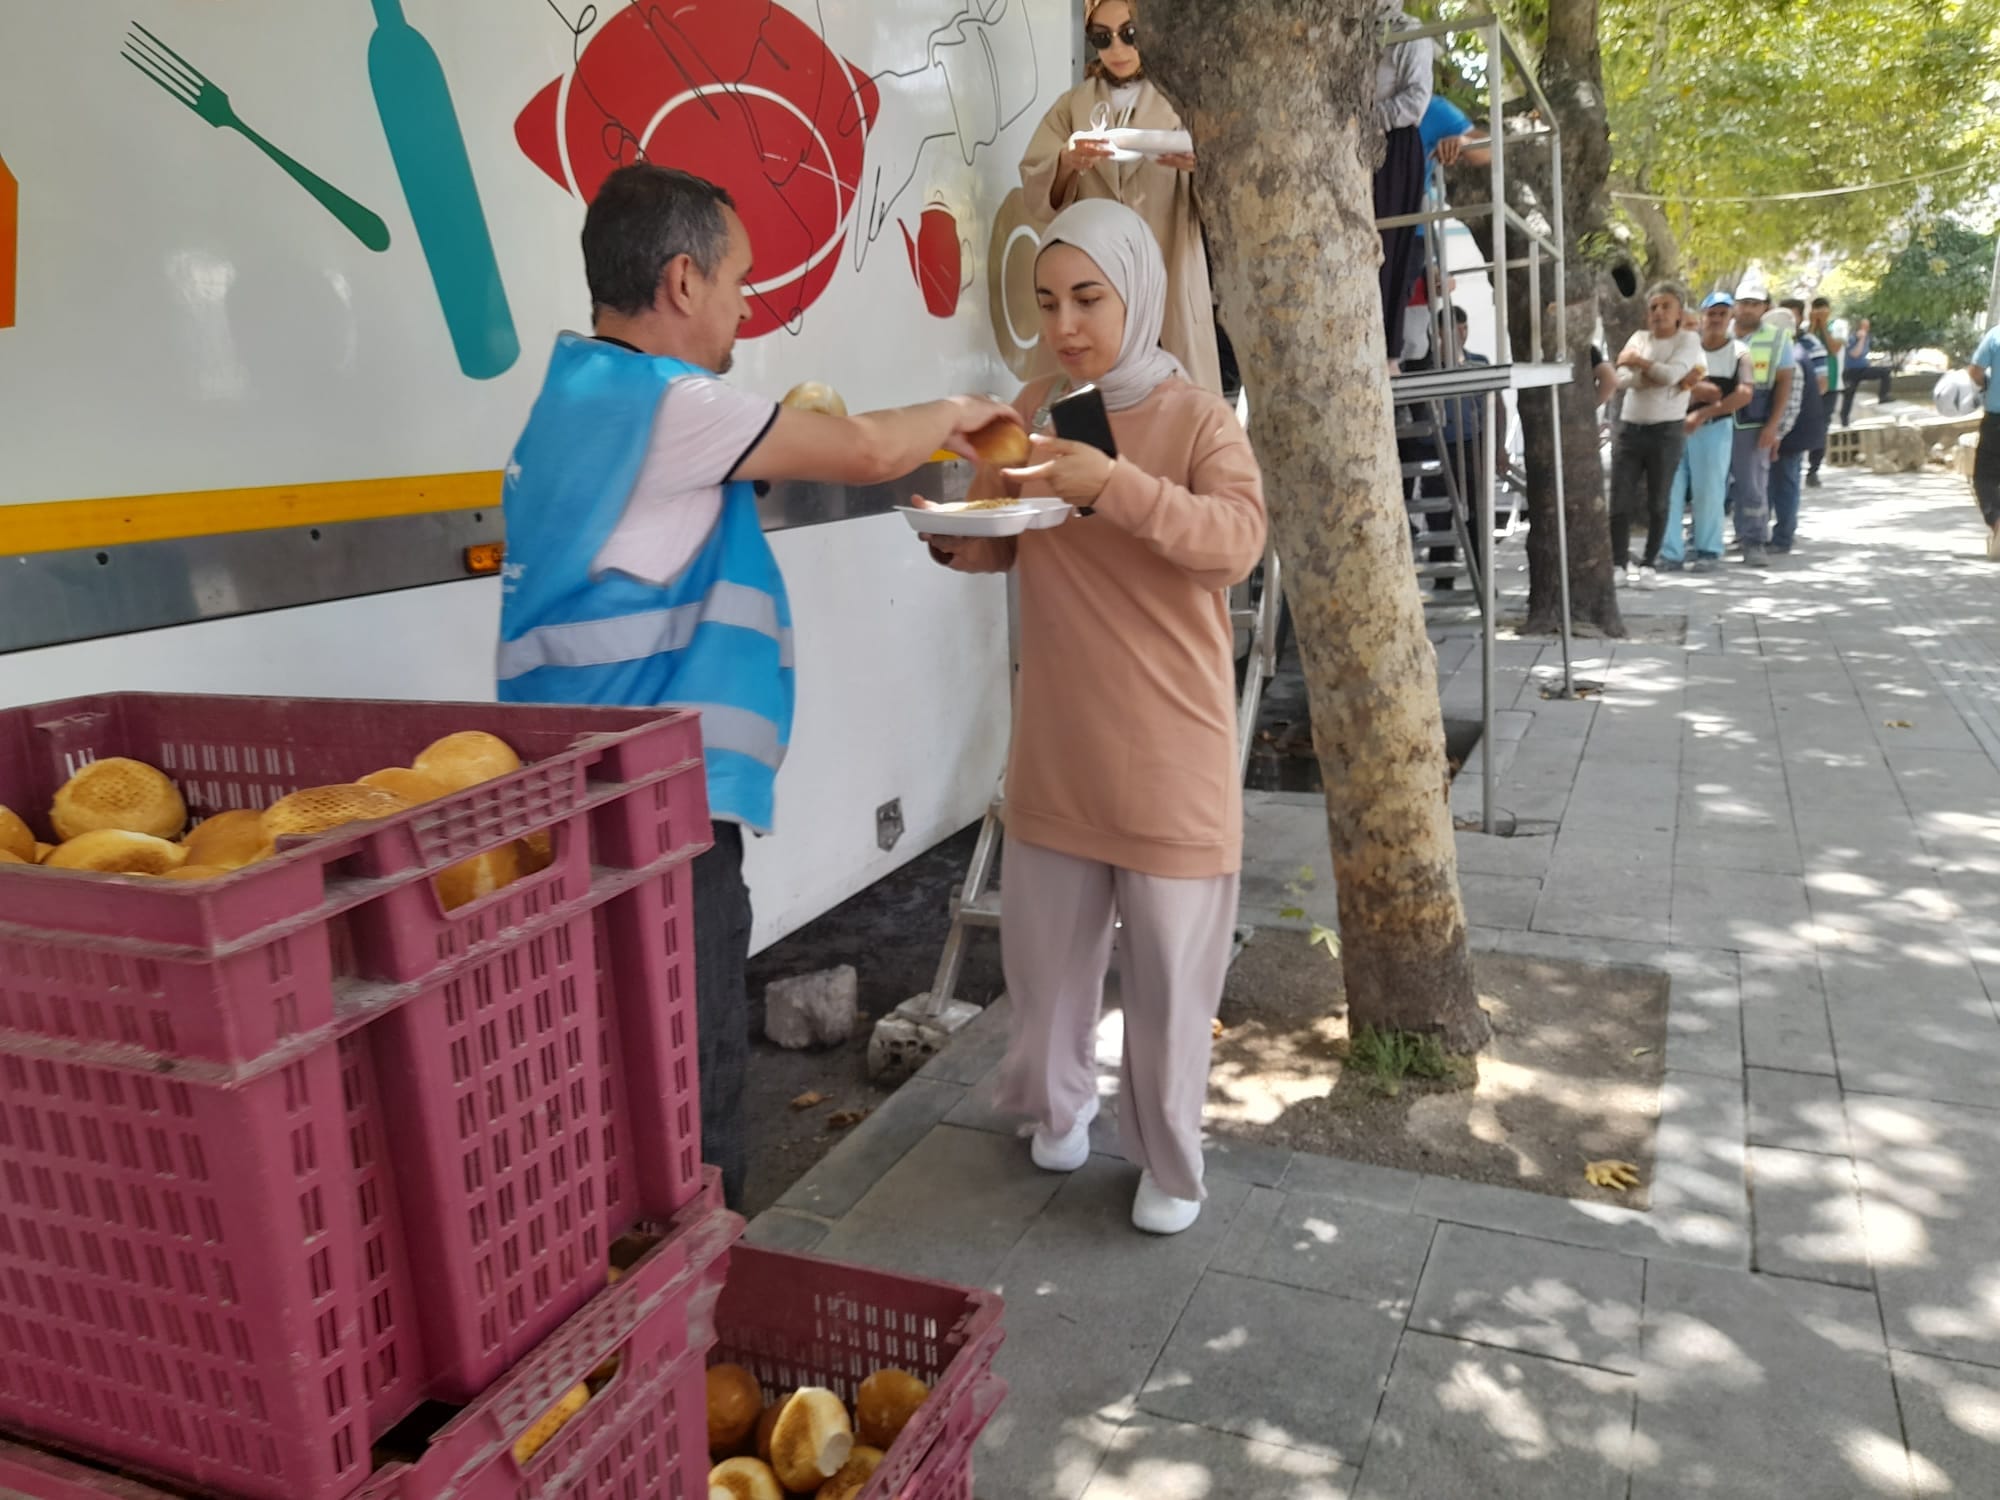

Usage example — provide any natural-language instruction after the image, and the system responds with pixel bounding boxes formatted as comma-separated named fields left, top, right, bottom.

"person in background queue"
left=1727, top=275, right=1794, bottom=569
left=920, top=201, right=1266, bottom=1236
left=1018, top=0, right=1221, bottom=394
left=1969, top=319, right=2000, bottom=559
left=1374, top=0, right=1434, bottom=375
left=494, top=164, right=1020, bottom=1209
left=1772, top=298, right=1830, bottom=554
left=1807, top=296, right=1843, bottom=484
left=1659, top=291, right=1751, bottom=573
left=1840, top=316, right=1892, bottom=424
left=1609, top=283, right=1701, bottom=586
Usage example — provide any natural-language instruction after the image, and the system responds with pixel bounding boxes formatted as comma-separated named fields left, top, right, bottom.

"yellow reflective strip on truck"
left=0, top=471, right=504, bottom=556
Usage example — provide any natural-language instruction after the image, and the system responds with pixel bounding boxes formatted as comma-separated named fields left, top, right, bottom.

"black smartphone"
left=1050, top=383, right=1118, bottom=458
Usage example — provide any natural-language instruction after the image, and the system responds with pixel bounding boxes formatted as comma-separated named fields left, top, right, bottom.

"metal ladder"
left=909, top=536, right=1284, bottom=1018
left=1399, top=396, right=1488, bottom=612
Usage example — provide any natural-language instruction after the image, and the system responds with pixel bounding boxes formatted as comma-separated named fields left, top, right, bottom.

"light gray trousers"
left=993, top=836, right=1241, bottom=1201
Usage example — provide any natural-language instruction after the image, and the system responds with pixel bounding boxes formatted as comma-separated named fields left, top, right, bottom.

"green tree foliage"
left=1857, top=218, right=1998, bottom=356
left=1599, top=0, right=2000, bottom=278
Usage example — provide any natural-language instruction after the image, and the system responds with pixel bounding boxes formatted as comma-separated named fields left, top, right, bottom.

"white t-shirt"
left=1615, top=328, right=1703, bottom=424
left=590, top=374, right=779, bottom=588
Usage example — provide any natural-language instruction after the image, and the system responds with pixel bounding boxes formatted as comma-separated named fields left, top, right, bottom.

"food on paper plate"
left=709, top=1456, right=785, bottom=1500
left=768, top=1387, right=854, bottom=1492
left=44, top=829, right=190, bottom=876
left=706, top=1363, right=764, bottom=1455
left=183, top=808, right=273, bottom=870
left=51, top=757, right=188, bottom=841
left=782, top=381, right=849, bottom=417
left=938, top=498, right=1026, bottom=512
left=261, top=784, right=412, bottom=840
left=815, top=1445, right=885, bottom=1500
left=0, top=804, right=33, bottom=862
left=965, top=414, right=1031, bottom=468
left=413, top=730, right=523, bottom=791
left=855, top=1367, right=930, bottom=1449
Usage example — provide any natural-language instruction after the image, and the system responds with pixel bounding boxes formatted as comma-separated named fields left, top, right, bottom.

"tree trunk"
left=1149, top=2, right=1488, bottom=1051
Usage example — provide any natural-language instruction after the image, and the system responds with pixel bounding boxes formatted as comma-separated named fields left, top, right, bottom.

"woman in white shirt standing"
left=1611, top=283, right=1703, bottom=586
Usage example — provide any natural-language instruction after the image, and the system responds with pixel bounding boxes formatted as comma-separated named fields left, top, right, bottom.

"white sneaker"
left=1638, top=565, right=1657, bottom=589
left=1621, top=563, right=1637, bottom=587
left=1030, top=1096, right=1098, bottom=1172
left=1131, top=1172, right=1202, bottom=1235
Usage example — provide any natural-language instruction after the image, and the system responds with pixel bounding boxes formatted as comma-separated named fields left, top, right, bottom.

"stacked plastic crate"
left=0, top=693, right=1003, bottom=1500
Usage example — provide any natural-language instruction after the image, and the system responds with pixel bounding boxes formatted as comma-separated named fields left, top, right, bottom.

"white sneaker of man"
left=1638, top=565, right=1657, bottom=588
left=1621, top=562, right=1637, bottom=587
left=1029, top=1096, right=1098, bottom=1172
left=1132, top=1171, right=1202, bottom=1235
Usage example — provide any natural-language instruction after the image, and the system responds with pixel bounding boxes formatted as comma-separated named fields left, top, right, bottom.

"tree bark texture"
left=1149, top=2, right=1489, bottom=1051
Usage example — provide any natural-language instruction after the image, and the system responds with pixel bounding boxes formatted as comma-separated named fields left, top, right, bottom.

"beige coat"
left=1018, top=79, right=1222, bottom=396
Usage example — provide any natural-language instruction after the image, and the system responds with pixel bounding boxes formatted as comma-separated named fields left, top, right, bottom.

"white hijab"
left=1039, top=199, right=1188, bottom=411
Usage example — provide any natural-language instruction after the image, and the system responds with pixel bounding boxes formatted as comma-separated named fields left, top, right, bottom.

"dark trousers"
left=1375, top=124, right=1425, bottom=362
left=1977, top=411, right=2000, bottom=528
left=1609, top=418, right=1686, bottom=567
left=1839, top=364, right=1892, bottom=424
left=693, top=822, right=752, bottom=1209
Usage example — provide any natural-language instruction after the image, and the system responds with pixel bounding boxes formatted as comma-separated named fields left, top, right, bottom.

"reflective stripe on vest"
left=496, top=582, right=796, bottom=678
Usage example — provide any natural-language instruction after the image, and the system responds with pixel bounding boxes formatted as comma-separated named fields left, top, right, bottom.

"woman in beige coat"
left=1017, top=0, right=1221, bottom=395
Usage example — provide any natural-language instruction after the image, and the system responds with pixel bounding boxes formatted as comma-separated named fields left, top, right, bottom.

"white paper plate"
left=1067, top=127, right=1193, bottom=163
left=897, top=498, right=1073, bottom=537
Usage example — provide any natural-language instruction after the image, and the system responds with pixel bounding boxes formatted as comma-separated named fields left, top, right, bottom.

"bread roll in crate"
left=0, top=692, right=714, bottom=1500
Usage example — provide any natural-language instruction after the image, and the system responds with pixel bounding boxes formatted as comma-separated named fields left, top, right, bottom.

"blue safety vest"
left=496, top=335, right=794, bottom=832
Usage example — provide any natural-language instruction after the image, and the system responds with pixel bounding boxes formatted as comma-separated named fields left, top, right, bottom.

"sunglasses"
left=1086, top=21, right=1138, bottom=49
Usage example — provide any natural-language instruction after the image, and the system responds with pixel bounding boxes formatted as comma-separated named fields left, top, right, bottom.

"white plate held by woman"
left=897, top=497, right=1073, bottom=537
left=1065, top=127, right=1192, bottom=163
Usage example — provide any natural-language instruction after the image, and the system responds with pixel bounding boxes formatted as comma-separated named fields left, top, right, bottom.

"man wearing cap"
left=1660, top=291, right=1752, bottom=572
left=1728, top=275, right=1795, bottom=568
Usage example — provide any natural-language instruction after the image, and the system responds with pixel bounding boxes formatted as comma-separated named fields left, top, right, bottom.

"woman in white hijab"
left=920, top=200, right=1266, bottom=1234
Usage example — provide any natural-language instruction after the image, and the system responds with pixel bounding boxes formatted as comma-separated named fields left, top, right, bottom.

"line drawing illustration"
left=515, top=0, right=1041, bottom=339
left=366, top=0, right=520, bottom=379
left=122, top=21, right=392, bottom=253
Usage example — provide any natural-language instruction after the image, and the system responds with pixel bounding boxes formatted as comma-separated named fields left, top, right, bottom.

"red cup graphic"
left=902, top=200, right=969, bottom=319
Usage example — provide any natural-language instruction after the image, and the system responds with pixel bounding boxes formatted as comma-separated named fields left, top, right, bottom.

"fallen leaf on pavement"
left=790, top=1091, right=826, bottom=1111
left=1631, top=1047, right=1653, bottom=1058
left=828, top=1109, right=872, bottom=1130
left=1212, top=1018, right=1225, bottom=1038
left=1885, top=720, right=1914, bottom=729
left=1585, top=1159, right=1641, bottom=1192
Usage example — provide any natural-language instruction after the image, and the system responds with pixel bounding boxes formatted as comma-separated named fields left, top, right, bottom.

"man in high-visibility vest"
left=1728, top=275, right=1796, bottom=568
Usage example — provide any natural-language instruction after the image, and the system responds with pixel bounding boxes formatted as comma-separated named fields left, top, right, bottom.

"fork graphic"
left=124, top=22, right=391, bottom=252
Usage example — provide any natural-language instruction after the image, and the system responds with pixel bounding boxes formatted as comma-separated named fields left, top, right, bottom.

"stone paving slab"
left=774, top=1075, right=965, bottom=1220
left=1354, top=1331, right=1636, bottom=1500
left=1739, top=952, right=1839, bottom=1077
left=1213, top=1186, right=1438, bottom=1312
left=1746, top=1066, right=1851, bottom=1155
left=1079, top=1415, right=1357, bottom=1500
left=1670, top=866, right=1815, bottom=955
left=1890, top=1350, right=2000, bottom=1497
left=1408, top=1223, right=1645, bottom=1373
left=1747, top=1145, right=1872, bottom=1289
left=1138, top=1271, right=1404, bottom=1464
left=1632, top=1261, right=1906, bottom=1499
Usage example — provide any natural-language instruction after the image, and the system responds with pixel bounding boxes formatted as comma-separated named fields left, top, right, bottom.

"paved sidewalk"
left=748, top=465, right=2000, bottom=1498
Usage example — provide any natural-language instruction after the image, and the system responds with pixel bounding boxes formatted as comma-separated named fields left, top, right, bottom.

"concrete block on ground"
left=1746, top=1067, right=1851, bottom=1155
left=1747, top=1146, right=1872, bottom=1289
left=1891, top=1350, right=2000, bottom=1497
left=765, top=964, right=859, bottom=1048
left=1139, top=1271, right=1403, bottom=1464
left=1081, top=1416, right=1357, bottom=1500
left=1212, top=1186, right=1438, bottom=1312
left=1408, top=1223, right=1645, bottom=1373
left=1280, top=1152, right=1426, bottom=1214
left=810, top=1124, right=1061, bottom=1286
left=774, top=1075, right=964, bottom=1221
left=1354, top=1331, right=1635, bottom=1500
left=914, top=993, right=1015, bottom=1086
left=868, top=994, right=981, bottom=1082
left=1632, top=1261, right=1901, bottom=1500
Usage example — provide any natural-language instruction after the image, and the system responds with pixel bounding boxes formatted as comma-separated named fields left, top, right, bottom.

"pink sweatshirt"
left=935, top=376, right=1267, bottom=877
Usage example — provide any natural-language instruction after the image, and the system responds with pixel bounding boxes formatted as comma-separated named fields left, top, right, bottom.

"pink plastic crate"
left=0, top=694, right=712, bottom=1500
left=0, top=1188, right=741, bottom=1500
left=710, top=1244, right=1006, bottom=1500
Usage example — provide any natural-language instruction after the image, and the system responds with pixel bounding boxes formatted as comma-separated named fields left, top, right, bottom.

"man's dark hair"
left=1780, top=297, right=1806, bottom=316
left=1811, top=296, right=1831, bottom=310
left=1452, top=304, right=1469, bottom=324
left=582, top=164, right=736, bottom=317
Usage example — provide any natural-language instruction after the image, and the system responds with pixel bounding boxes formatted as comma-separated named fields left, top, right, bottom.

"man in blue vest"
left=495, top=164, right=1020, bottom=1207
left=1728, top=275, right=1795, bottom=568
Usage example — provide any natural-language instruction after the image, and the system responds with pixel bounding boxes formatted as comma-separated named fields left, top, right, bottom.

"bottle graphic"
left=0, top=151, right=16, bottom=329
left=366, top=0, right=519, bottom=379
